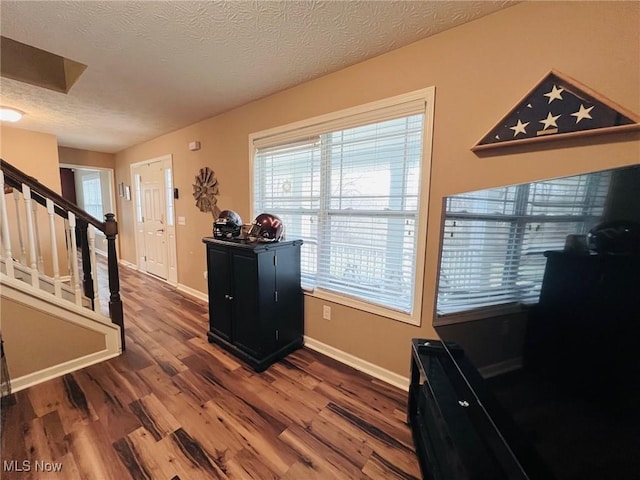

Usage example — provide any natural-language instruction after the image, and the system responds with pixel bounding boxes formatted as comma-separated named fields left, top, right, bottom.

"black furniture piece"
left=408, top=339, right=552, bottom=480
left=203, top=237, right=303, bottom=372
left=524, top=251, right=640, bottom=384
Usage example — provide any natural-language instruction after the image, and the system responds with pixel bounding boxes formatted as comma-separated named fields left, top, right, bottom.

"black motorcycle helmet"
left=587, top=220, right=640, bottom=255
left=214, top=210, right=243, bottom=239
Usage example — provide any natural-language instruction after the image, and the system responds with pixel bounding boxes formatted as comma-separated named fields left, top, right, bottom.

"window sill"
left=434, top=302, right=529, bottom=326
left=303, top=287, right=421, bottom=326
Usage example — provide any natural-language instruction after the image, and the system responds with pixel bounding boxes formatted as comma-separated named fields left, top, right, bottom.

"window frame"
left=249, top=88, right=435, bottom=325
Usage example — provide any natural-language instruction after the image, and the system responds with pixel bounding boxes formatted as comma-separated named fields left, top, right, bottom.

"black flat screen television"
left=433, top=163, right=640, bottom=480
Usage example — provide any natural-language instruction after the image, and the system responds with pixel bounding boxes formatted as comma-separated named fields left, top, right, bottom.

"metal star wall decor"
left=192, top=167, right=221, bottom=218
left=472, top=69, right=640, bottom=152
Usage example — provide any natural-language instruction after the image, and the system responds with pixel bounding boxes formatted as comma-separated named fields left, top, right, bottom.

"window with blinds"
left=251, top=89, right=434, bottom=322
left=81, top=174, right=104, bottom=220
left=437, top=170, right=611, bottom=316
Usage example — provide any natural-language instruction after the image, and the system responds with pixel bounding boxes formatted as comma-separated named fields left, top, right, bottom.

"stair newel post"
left=22, top=184, right=40, bottom=288
left=12, top=188, right=27, bottom=265
left=46, top=198, right=62, bottom=298
left=78, top=219, right=95, bottom=309
left=0, top=171, right=15, bottom=278
left=105, top=213, right=124, bottom=350
left=88, top=225, right=100, bottom=311
left=67, top=212, right=82, bottom=305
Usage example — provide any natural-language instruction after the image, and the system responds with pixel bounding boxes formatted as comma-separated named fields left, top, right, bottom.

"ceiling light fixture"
left=0, top=107, right=24, bottom=122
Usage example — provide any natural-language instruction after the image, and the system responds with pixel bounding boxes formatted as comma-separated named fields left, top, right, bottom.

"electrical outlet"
left=323, top=305, right=331, bottom=320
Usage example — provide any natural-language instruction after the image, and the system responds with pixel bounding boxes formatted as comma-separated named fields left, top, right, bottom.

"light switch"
left=178, top=216, right=186, bottom=225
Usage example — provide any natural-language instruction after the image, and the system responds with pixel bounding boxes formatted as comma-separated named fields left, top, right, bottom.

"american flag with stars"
left=478, top=72, right=636, bottom=147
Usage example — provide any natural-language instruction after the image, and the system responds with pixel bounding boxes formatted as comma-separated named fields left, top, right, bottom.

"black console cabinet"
left=203, top=237, right=303, bottom=372
left=408, top=339, right=553, bottom=480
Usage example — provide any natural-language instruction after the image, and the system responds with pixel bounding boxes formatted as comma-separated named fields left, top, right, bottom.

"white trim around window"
left=249, top=88, right=435, bottom=325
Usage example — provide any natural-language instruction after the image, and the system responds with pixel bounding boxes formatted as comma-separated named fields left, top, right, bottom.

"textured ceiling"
left=0, top=1, right=515, bottom=153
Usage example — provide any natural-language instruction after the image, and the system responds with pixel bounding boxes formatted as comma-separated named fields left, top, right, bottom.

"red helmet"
left=248, top=213, right=284, bottom=242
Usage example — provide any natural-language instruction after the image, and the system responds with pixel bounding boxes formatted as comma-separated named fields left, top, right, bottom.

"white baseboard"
left=303, top=336, right=410, bottom=391
left=119, top=259, right=138, bottom=270
left=479, top=357, right=523, bottom=379
left=176, top=283, right=208, bottom=303
left=9, top=349, right=121, bottom=393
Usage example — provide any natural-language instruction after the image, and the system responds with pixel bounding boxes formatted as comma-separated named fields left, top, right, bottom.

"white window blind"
left=253, top=97, right=430, bottom=317
left=437, top=170, right=611, bottom=316
left=81, top=174, right=103, bottom=220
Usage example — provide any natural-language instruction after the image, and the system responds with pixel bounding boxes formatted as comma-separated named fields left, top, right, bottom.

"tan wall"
left=58, top=146, right=115, bottom=170
left=114, top=2, right=640, bottom=376
left=1, top=296, right=106, bottom=379
left=1, top=126, right=61, bottom=191
left=0, top=125, right=68, bottom=276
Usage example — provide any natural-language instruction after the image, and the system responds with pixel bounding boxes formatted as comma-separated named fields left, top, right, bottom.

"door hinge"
left=275, top=329, right=279, bottom=341
left=274, top=291, right=278, bottom=302
left=144, top=255, right=147, bottom=261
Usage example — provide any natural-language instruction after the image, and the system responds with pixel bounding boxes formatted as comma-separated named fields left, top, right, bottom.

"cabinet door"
left=207, top=246, right=233, bottom=340
left=231, top=253, right=266, bottom=358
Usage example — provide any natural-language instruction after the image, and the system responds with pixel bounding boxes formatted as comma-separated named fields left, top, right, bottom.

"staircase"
left=0, top=159, right=124, bottom=393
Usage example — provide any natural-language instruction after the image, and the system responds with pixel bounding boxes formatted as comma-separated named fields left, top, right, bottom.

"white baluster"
left=32, top=200, right=44, bottom=273
left=88, top=225, right=100, bottom=310
left=22, top=185, right=40, bottom=288
left=68, top=212, right=82, bottom=305
left=47, top=199, right=62, bottom=298
left=0, top=171, right=15, bottom=278
left=13, top=189, right=27, bottom=265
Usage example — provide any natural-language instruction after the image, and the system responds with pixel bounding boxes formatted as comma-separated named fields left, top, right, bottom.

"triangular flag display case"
left=472, top=69, right=640, bottom=152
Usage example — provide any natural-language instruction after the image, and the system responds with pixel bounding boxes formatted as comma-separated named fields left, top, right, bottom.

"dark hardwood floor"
left=1, top=260, right=420, bottom=479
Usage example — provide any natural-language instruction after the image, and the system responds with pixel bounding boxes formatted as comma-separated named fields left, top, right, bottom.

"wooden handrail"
left=0, top=158, right=105, bottom=232
left=1, top=158, right=125, bottom=350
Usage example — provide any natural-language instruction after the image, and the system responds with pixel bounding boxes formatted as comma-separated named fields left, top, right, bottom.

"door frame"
left=130, top=155, right=178, bottom=286
left=59, top=163, right=117, bottom=257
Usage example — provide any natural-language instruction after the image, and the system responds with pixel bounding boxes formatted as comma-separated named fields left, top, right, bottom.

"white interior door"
left=140, top=162, right=168, bottom=279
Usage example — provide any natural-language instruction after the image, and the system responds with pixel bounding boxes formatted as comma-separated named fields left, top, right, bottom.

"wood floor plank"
left=279, top=422, right=371, bottom=480
left=129, top=393, right=180, bottom=442
left=201, top=398, right=299, bottom=476
left=71, top=369, right=141, bottom=440
left=305, top=414, right=374, bottom=469
left=319, top=405, right=421, bottom=479
left=1, top=258, right=419, bottom=479
left=39, top=411, right=69, bottom=461
left=223, top=447, right=281, bottom=480
left=65, top=420, right=133, bottom=480
left=187, top=335, right=243, bottom=372
left=137, top=365, right=245, bottom=463
left=314, top=381, right=415, bottom=449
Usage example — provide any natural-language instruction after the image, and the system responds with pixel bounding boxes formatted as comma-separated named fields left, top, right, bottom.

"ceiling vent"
left=0, top=36, right=87, bottom=94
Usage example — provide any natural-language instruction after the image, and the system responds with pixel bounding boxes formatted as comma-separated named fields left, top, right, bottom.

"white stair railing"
left=67, top=212, right=82, bottom=306
left=1, top=158, right=125, bottom=350
left=46, top=198, right=63, bottom=298
left=22, top=185, right=40, bottom=288
left=0, top=171, right=15, bottom=278
left=12, top=189, right=27, bottom=265
left=32, top=200, right=44, bottom=273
